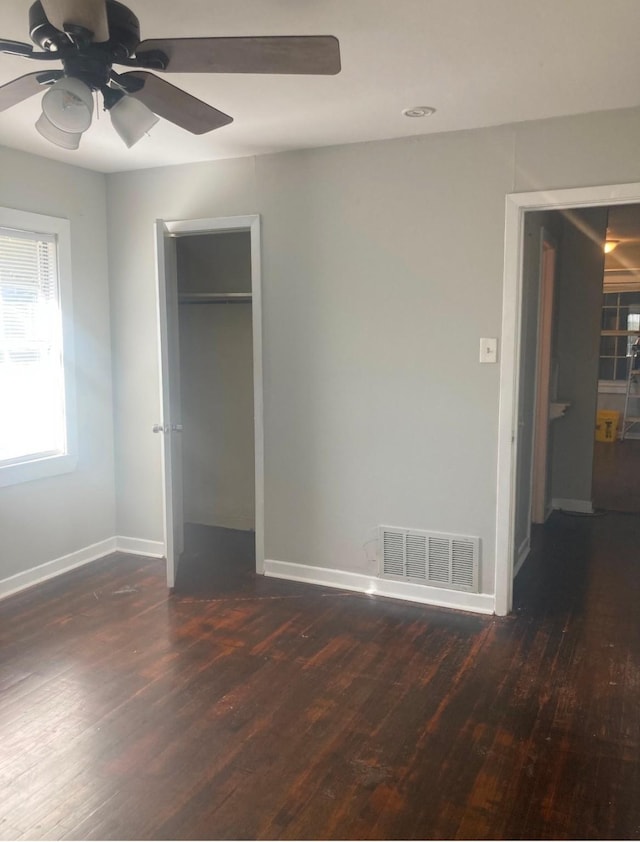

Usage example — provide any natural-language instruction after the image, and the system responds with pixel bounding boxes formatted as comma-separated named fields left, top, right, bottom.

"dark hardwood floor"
left=174, top=523, right=256, bottom=598
left=592, top=438, right=640, bottom=512
left=1, top=514, right=640, bottom=840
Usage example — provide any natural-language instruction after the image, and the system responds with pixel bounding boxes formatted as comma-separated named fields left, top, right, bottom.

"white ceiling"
left=1, top=0, right=640, bottom=173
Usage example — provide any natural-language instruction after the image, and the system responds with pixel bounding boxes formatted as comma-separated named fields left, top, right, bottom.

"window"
left=0, top=208, right=76, bottom=487
left=599, top=291, right=640, bottom=382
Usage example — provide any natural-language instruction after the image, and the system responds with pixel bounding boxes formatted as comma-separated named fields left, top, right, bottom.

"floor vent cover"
left=379, top=526, right=479, bottom=592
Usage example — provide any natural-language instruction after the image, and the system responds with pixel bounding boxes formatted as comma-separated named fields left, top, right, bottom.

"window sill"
left=0, top=453, right=77, bottom=489
left=598, top=380, right=628, bottom=395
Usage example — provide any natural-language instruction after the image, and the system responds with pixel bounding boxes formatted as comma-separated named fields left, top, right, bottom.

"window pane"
left=619, top=307, right=629, bottom=330
left=0, top=232, right=65, bottom=464
left=619, top=292, right=640, bottom=307
left=601, top=308, right=618, bottom=331
left=616, top=357, right=630, bottom=381
left=599, top=358, right=615, bottom=380
left=600, top=335, right=616, bottom=356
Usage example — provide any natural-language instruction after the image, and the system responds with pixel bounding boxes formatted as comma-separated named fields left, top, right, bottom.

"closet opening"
left=175, top=230, right=256, bottom=592
left=155, top=214, right=264, bottom=594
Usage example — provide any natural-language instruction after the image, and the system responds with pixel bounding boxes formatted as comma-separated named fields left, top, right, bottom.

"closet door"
left=155, top=221, right=184, bottom=587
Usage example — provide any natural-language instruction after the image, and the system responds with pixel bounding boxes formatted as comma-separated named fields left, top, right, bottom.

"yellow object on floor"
left=596, top=409, right=620, bottom=443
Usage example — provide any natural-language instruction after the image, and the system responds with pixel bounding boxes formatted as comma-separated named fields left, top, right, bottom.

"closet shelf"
left=178, top=293, right=252, bottom=304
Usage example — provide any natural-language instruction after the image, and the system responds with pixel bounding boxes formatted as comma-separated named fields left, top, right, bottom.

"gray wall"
left=550, top=208, right=607, bottom=504
left=177, top=231, right=251, bottom=294
left=178, top=233, right=255, bottom=531
left=106, top=106, right=640, bottom=597
left=0, top=147, right=115, bottom=580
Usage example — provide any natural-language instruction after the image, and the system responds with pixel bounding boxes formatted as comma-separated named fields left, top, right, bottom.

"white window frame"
left=0, top=207, right=77, bottom=488
left=598, top=286, right=640, bottom=395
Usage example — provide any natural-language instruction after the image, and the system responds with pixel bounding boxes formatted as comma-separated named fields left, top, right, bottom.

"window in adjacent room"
left=599, top=290, right=640, bottom=381
left=0, top=208, right=76, bottom=487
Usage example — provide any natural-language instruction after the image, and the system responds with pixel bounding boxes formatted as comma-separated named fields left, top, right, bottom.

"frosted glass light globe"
left=42, top=77, right=93, bottom=133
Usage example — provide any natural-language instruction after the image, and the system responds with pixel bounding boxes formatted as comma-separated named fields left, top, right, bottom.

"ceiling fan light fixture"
left=35, top=111, right=81, bottom=149
left=41, top=76, right=93, bottom=132
left=109, top=94, right=159, bottom=148
left=1, top=2, right=342, bottom=152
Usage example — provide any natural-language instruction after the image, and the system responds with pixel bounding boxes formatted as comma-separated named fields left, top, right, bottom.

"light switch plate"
left=480, top=337, right=498, bottom=363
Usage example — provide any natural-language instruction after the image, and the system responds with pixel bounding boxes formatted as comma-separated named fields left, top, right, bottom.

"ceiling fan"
left=0, top=0, right=341, bottom=149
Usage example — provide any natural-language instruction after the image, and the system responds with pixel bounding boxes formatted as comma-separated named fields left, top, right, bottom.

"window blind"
left=0, top=226, right=66, bottom=464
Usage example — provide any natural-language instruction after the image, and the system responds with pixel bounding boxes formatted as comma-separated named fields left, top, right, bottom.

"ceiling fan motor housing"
left=29, top=1, right=141, bottom=60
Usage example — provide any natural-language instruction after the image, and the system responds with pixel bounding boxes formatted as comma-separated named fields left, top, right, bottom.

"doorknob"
left=152, top=424, right=168, bottom=433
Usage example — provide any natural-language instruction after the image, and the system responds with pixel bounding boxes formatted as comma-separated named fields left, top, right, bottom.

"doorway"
left=154, top=215, right=264, bottom=589
left=496, top=182, right=640, bottom=616
left=511, top=205, right=609, bottom=583
left=591, top=204, right=640, bottom=512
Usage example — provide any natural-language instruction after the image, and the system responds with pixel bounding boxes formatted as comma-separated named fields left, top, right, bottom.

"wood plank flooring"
left=1, top=513, right=640, bottom=840
left=592, top=439, right=640, bottom=512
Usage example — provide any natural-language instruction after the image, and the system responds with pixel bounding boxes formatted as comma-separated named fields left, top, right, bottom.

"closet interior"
left=174, top=229, right=256, bottom=592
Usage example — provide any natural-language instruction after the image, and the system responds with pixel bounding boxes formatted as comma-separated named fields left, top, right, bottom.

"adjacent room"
left=592, top=204, right=640, bottom=512
left=1, top=1, right=640, bottom=838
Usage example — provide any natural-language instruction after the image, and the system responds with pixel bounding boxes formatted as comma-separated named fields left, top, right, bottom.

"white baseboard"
left=551, top=497, right=593, bottom=514
left=0, top=535, right=165, bottom=602
left=264, top=559, right=495, bottom=615
left=115, top=536, right=165, bottom=558
left=0, top=537, right=117, bottom=602
left=513, top=536, right=530, bottom=579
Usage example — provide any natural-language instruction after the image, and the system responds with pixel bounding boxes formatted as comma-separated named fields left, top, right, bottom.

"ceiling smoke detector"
left=402, top=106, right=436, bottom=118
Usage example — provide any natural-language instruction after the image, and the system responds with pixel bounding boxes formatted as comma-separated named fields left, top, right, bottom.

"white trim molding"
left=0, top=208, right=78, bottom=489
left=0, top=536, right=166, bottom=601
left=157, top=214, right=265, bottom=581
left=496, top=180, right=640, bottom=617
left=0, top=537, right=117, bottom=601
left=115, top=536, right=165, bottom=558
left=264, top=559, right=495, bottom=615
left=598, top=381, right=627, bottom=395
left=551, top=498, right=594, bottom=514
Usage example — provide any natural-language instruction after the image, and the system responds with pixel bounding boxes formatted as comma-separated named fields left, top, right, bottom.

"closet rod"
left=178, top=293, right=252, bottom=304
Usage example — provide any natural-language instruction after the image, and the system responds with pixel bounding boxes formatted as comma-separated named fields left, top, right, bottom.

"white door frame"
left=530, top=230, right=557, bottom=526
left=495, top=181, right=640, bottom=616
left=155, top=221, right=181, bottom=587
left=156, top=214, right=265, bottom=576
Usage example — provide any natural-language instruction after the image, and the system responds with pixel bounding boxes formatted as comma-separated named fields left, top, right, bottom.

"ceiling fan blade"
left=134, top=36, right=341, bottom=75
left=40, top=0, right=110, bottom=42
left=0, top=71, right=61, bottom=112
left=119, top=72, right=233, bottom=135
left=0, top=39, right=35, bottom=58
